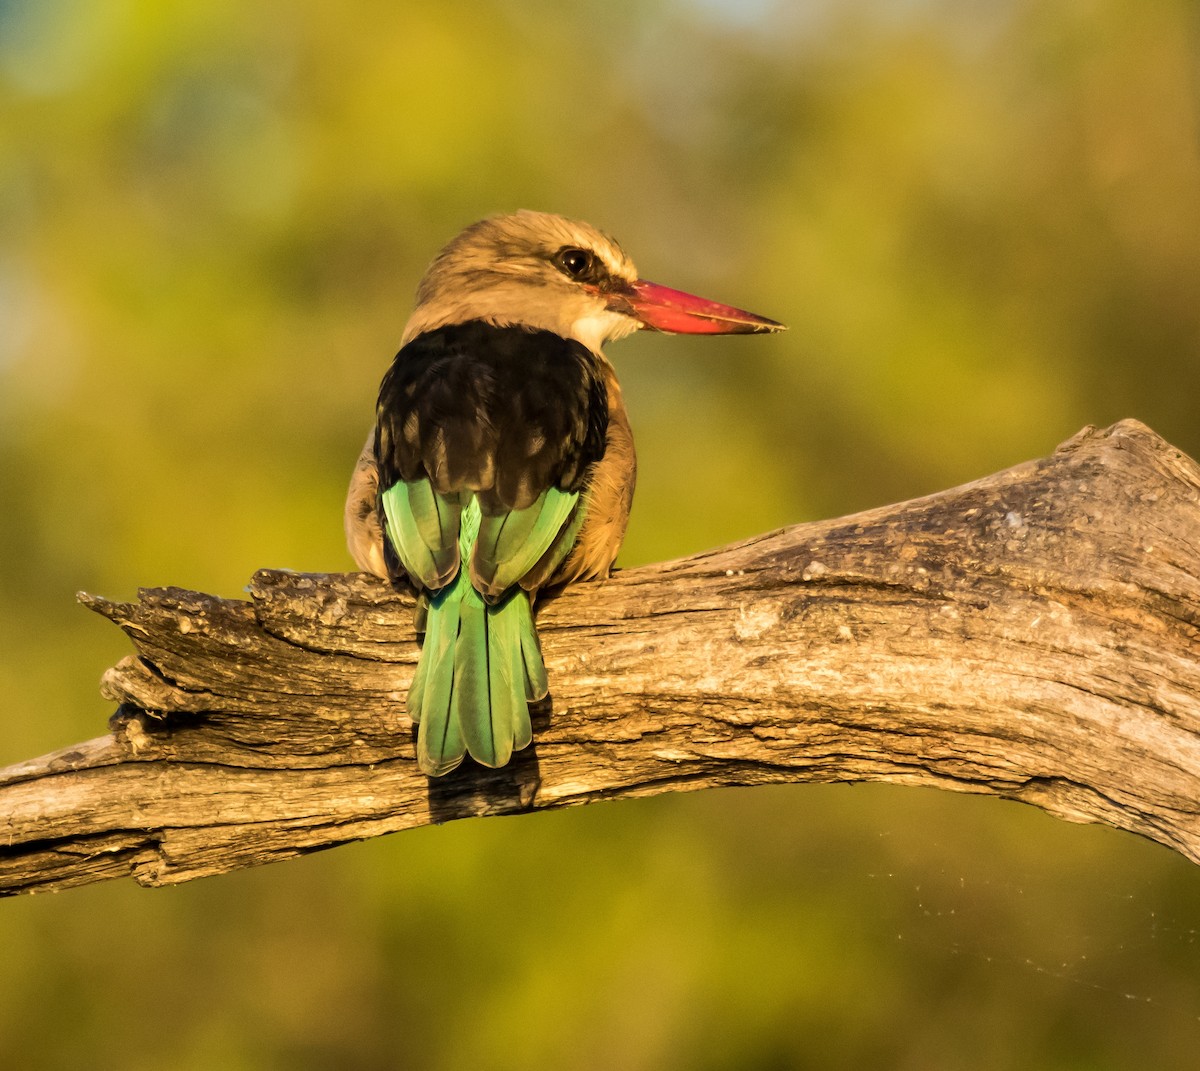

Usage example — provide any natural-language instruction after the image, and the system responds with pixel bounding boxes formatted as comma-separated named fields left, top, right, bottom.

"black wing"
left=375, top=321, right=609, bottom=511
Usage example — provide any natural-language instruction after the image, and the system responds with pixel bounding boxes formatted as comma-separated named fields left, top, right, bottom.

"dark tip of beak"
left=614, top=280, right=785, bottom=336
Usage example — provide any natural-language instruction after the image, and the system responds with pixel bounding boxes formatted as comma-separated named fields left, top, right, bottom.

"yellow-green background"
left=3, top=1, right=1200, bottom=1067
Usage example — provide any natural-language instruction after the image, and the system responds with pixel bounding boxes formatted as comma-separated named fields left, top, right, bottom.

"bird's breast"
left=548, top=371, right=637, bottom=587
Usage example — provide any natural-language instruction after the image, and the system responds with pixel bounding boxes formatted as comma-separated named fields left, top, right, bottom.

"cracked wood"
left=1, top=419, right=1199, bottom=895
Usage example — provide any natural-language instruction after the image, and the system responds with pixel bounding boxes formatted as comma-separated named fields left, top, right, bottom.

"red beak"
left=614, top=280, right=785, bottom=335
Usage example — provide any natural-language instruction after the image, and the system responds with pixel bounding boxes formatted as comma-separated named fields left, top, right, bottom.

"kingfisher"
left=345, top=210, right=783, bottom=776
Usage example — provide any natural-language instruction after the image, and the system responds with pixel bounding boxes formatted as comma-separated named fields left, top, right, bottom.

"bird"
left=345, top=210, right=783, bottom=776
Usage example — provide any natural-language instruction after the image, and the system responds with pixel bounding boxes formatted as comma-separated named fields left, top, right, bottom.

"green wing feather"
left=382, top=478, right=582, bottom=775
left=381, top=481, right=465, bottom=590
left=473, top=487, right=578, bottom=596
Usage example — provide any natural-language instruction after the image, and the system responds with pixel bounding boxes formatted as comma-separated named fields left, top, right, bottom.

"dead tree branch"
left=3, top=420, right=1199, bottom=895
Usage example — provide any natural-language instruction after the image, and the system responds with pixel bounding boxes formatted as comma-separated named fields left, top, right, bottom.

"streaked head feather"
left=401, top=210, right=641, bottom=352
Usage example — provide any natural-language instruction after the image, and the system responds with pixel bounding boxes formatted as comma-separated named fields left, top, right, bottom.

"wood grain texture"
left=2, top=419, right=1198, bottom=895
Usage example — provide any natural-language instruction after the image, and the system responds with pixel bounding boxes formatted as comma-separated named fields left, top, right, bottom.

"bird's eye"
left=555, top=247, right=594, bottom=280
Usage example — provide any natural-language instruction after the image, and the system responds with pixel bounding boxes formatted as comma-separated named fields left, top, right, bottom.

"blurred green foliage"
left=3, top=1, right=1200, bottom=1067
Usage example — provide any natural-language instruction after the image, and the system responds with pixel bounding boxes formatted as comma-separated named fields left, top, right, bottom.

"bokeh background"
left=3, top=0, right=1200, bottom=1067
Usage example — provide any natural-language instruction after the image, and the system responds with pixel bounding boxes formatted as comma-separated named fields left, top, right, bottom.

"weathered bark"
left=2, top=419, right=1198, bottom=896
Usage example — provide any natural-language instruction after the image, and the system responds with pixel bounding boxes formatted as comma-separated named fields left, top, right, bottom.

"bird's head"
left=401, top=210, right=784, bottom=351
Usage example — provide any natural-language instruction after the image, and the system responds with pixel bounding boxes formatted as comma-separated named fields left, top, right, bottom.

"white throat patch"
left=569, top=310, right=641, bottom=352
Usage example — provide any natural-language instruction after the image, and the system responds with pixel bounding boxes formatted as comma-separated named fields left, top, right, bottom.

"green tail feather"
left=410, top=583, right=465, bottom=776
left=402, top=499, right=549, bottom=776
left=520, top=618, right=548, bottom=702
left=409, top=574, right=542, bottom=775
